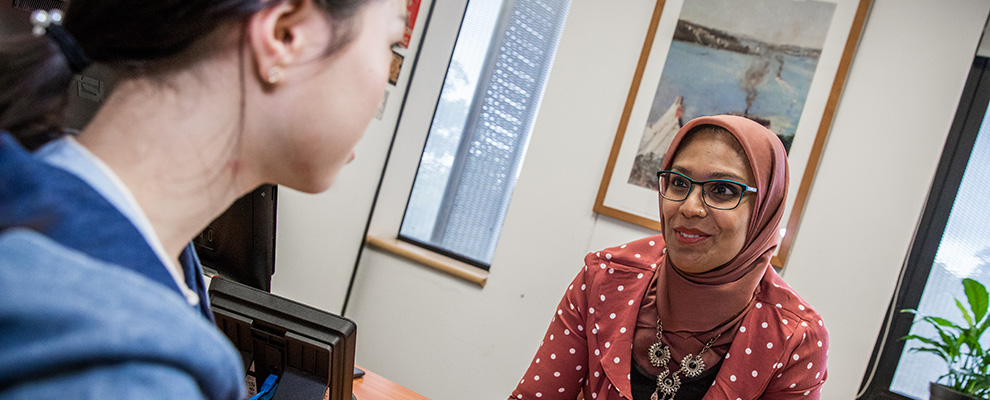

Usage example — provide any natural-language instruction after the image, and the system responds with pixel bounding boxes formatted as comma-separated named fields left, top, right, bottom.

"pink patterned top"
left=509, top=235, right=829, bottom=400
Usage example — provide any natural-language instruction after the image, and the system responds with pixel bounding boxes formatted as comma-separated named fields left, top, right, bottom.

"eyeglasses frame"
left=656, top=170, right=758, bottom=210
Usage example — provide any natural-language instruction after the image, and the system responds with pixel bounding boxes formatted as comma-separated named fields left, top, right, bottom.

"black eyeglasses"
left=656, top=170, right=757, bottom=210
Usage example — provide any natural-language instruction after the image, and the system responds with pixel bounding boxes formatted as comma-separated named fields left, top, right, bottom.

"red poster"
left=400, top=0, right=422, bottom=48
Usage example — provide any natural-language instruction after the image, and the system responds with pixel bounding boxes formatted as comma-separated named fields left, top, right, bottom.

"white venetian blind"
left=398, top=0, right=571, bottom=267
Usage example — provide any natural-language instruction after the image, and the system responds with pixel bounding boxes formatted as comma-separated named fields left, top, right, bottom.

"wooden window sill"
left=364, top=235, right=488, bottom=287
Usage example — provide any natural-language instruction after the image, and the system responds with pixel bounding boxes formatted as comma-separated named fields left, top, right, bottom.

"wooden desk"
left=353, top=366, right=429, bottom=400
left=321, top=366, right=429, bottom=400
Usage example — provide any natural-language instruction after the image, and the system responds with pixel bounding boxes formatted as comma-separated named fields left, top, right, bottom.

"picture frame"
left=593, top=0, right=872, bottom=268
left=389, top=51, right=404, bottom=86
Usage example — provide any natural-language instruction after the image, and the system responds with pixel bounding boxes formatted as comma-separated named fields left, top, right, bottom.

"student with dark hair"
left=0, top=0, right=406, bottom=398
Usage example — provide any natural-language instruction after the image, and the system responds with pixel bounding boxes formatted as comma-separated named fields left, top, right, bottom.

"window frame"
left=352, top=0, right=572, bottom=290
left=857, top=56, right=990, bottom=400
left=393, top=0, right=505, bottom=271
left=395, top=0, right=571, bottom=270
left=356, top=0, right=492, bottom=291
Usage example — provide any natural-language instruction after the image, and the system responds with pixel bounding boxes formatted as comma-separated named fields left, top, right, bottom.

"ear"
left=246, top=0, right=317, bottom=85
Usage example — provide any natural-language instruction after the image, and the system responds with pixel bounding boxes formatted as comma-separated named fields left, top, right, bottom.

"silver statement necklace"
left=646, top=315, right=722, bottom=400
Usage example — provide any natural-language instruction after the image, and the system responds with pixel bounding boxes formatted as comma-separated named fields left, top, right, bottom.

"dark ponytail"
left=0, top=33, right=75, bottom=150
left=0, top=0, right=374, bottom=150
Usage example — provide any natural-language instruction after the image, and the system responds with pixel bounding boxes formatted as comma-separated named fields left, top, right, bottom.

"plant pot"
left=930, top=382, right=980, bottom=400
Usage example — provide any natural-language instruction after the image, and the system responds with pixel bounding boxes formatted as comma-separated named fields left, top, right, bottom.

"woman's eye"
left=708, top=183, right=740, bottom=197
left=670, top=177, right=689, bottom=188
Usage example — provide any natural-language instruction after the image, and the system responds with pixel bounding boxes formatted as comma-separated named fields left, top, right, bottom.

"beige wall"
left=271, top=0, right=990, bottom=399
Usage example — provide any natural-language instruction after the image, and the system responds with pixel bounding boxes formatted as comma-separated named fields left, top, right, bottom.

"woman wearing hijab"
left=509, top=115, right=828, bottom=400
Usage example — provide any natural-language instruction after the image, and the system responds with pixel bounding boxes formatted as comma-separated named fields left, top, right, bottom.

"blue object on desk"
left=248, top=374, right=279, bottom=400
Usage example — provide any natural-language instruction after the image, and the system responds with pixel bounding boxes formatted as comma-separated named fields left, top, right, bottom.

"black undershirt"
left=630, top=358, right=723, bottom=400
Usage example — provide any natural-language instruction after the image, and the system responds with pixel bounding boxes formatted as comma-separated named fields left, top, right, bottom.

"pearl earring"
left=266, top=65, right=284, bottom=84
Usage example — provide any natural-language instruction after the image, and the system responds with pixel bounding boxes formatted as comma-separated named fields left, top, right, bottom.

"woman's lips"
left=674, top=227, right=710, bottom=243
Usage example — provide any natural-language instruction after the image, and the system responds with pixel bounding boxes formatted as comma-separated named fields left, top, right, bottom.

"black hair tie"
left=31, top=9, right=92, bottom=73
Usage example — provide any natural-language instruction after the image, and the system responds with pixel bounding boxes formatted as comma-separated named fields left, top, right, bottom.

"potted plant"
left=902, top=278, right=990, bottom=400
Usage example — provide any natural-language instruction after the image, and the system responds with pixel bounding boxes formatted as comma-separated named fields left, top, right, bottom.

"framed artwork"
left=593, top=0, right=872, bottom=268
left=399, top=0, right=423, bottom=49
left=389, top=51, right=405, bottom=86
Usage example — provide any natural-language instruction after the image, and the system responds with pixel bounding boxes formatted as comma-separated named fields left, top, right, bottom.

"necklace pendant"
left=679, top=353, right=706, bottom=378
left=651, top=389, right=672, bottom=400
left=648, top=342, right=671, bottom=367
left=656, top=369, right=681, bottom=395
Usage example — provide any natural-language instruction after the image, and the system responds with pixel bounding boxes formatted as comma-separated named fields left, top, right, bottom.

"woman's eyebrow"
left=670, top=166, right=747, bottom=182
left=708, top=171, right=748, bottom=182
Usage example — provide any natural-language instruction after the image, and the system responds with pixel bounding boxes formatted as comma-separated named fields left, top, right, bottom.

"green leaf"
left=902, top=334, right=944, bottom=347
left=912, top=347, right=952, bottom=363
left=950, top=334, right=963, bottom=358
left=928, top=316, right=964, bottom=330
left=978, top=316, right=990, bottom=339
left=964, top=278, right=988, bottom=324
left=961, top=328, right=981, bottom=352
left=929, top=318, right=964, bottom=343
left=958, top=298, right=975, bottom=327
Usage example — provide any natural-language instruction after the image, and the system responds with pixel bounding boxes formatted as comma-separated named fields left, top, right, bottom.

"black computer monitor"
left=194, top=184, right=277, bottom=291
left=209, top=277, right=357, bottom=400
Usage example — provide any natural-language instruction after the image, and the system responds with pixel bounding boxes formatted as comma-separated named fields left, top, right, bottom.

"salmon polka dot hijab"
left=633, top=115, right=789, bottom=374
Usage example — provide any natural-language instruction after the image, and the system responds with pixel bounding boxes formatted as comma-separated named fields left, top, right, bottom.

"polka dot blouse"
left=509, top=235, right=829, bottom=400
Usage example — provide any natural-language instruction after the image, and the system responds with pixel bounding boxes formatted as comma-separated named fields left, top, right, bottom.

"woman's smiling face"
left=661, top=128, right=755, bottom=274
